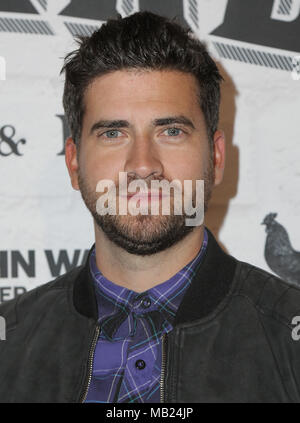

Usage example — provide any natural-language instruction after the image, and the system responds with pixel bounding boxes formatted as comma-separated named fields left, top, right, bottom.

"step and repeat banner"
left=0, top=0, right=300, bottom=302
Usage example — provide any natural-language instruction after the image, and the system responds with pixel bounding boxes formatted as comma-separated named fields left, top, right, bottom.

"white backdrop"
left=0, top=0, right=300, bottom=302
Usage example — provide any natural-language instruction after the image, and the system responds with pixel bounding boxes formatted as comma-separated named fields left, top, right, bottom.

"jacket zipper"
left=79, top=324, right=100, bottom=403
left=80, top=327, right=167, bottom=402
left=160, top=333, right=167, bottom=403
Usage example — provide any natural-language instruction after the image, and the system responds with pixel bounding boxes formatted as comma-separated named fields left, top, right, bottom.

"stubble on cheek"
left=76, top=148, right=214, bottom=256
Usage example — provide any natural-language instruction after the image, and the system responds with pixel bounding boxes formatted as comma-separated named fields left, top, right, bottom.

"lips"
left=120, top=192, right=166, bottom=200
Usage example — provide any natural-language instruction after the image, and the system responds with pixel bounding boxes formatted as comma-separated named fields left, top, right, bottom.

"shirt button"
left=135, top=359, right=146, bottom=370
left=141, top=297, right=151, bottom=309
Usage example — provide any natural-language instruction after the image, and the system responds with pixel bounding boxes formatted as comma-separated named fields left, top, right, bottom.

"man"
left=0, top=11, right=300, bottom=403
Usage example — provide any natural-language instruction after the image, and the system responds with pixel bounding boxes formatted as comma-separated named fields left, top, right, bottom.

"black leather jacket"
left=1, top=228, right=300, bottom=403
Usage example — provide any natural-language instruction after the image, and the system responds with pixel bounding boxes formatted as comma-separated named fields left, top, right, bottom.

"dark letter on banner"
left=59, top=0, right=118, bottom=20
left=211, top=0, right=300, bottom=52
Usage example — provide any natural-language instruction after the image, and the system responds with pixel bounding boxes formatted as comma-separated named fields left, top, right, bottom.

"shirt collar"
left=89, top=228, right=208, bottom=340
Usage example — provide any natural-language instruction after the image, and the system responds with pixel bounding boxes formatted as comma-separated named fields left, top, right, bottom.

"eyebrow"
left=89, top=115, right=195, bottom=135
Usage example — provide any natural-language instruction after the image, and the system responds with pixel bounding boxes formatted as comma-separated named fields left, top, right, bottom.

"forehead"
left=83, top=69, right=202, bottom=121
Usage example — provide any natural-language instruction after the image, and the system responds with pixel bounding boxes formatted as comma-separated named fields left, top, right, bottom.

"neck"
left=93, top=223, right=204, bottom=293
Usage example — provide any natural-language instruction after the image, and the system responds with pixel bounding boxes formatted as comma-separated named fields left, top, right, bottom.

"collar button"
left=141, top=297, right=151, bottom=309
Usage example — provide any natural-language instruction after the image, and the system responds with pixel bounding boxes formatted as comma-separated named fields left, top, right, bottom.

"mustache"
left=116, top=175, right=172, bottom=194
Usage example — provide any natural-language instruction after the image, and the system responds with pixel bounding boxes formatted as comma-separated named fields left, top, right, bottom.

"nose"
left=123, top=135, right=164, bottom=180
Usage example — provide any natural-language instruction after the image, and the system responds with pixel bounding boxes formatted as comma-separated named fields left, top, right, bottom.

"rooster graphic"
left=262, top=213, right=300, bottom=287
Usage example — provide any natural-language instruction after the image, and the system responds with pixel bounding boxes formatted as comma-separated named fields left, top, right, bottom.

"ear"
left=65, top=137, right=80, bottom=190
left=213, top=130, right=226, bottom=186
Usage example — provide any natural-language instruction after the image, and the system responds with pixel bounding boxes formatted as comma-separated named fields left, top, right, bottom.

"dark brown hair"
left=61, top=11, right=223, bottom=148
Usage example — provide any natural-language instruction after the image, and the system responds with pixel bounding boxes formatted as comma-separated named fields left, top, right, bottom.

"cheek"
left=167, top=151, right=205, bottom=183
left=79, top=147, right=124, bottom=188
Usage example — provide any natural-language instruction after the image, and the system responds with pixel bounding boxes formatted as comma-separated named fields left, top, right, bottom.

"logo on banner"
left=0, top=0, right=197, bottom=37
left=0, top=125, right=26, bottom=156
left=1, top=0, right=299, bottom=73
left=211, top=0, right=300, bottom=72
left=0, top=248, right=89, bottom=303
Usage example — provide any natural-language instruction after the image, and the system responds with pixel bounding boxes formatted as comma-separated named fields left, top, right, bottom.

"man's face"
left=66, top=69, right=224, bottom=255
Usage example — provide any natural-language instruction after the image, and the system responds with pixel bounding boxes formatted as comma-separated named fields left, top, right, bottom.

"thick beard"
left=78, top=159, right=214, bottom=256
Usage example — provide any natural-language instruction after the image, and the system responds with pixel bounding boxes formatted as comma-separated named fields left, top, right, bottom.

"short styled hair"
left=61, top=11, right=223, bottom=148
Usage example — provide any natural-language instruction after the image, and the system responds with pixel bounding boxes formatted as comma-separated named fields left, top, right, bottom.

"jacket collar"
left=73, top=227, right=237, bottom=325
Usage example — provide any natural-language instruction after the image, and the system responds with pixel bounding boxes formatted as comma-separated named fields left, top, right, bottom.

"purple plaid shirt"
left=85, top=228, right=208, bottom=403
